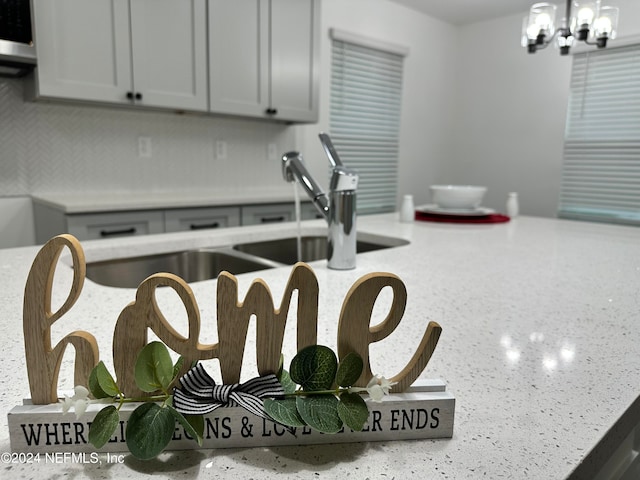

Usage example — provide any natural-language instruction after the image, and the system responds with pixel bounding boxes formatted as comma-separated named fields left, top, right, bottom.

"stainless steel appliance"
left=0, top=0, right=36, bottom=77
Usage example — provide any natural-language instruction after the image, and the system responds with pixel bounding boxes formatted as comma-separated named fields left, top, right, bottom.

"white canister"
left=506, top=192, right=519, bottom=217
left=400, top=194, right=415, bottom=222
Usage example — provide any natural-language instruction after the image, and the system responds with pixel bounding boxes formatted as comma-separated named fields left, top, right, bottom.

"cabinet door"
left=164, top=207, right=241, bottom=232
left=241, top=204, right=295, bottom=226
left=269, top=0, right=319, bottom=123
left=208, top=0, right=269, bottom=117
left=66, top=211, right=165, bottom=241
left=32, top=0, right=132, bottom=103
left=130, top=0, right=208, bottom=111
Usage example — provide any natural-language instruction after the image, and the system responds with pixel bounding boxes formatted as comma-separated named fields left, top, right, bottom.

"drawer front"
left=241, top=203, right=295, bottom=226
left=300, top=201, right=324, bottom=220
left=164, top=206, right=240, bottom=232
left=66, top=211, right=165, bottom=240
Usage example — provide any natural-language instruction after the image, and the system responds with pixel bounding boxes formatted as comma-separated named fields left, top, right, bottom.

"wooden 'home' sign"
left=9, top=234, right=454, bottom=453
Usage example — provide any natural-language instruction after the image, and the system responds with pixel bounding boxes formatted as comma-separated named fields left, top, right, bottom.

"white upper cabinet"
left=32, top=0, right=132, bottom=104
left=269, top=0, right=320, bottom=122
left=208, top=0, right=319, bottom=123
left=32, top=0, right=207, bottom=112
left=208, top=1, right=268, bottom=118
left=129, top=0, right=207, bottom=111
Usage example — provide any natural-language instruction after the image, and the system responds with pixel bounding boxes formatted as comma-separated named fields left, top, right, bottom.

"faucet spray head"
left=281, top=151, right=301, bottom=183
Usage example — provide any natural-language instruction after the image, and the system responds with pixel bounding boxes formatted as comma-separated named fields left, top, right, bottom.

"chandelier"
left=522, top=1, right=619, bottom=55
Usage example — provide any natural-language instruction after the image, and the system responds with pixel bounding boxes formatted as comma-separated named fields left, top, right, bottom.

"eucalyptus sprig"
left=264, top=345, right=375, bottom=434
left=63, top=342, right=393, bottom=458
left=84, top=342, right=204, bottom=460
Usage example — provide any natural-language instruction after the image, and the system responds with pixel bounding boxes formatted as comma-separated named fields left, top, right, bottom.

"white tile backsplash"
left=0, top=77, right=297, bottom=197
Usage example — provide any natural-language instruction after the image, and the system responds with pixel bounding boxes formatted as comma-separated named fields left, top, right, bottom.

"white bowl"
left=429, top=185, right=487, bottom=210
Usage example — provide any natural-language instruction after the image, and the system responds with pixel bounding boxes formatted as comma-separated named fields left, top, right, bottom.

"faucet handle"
left=318, top=132, right=344, bottom=168
left=330, top=166, right=358, bottom=192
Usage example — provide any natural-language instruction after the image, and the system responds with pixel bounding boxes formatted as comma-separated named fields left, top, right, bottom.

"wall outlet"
left=138, top=137, right=152, bottom=158
left=267, top=143, right=278, bottom=162
left=216, top=140, right=227, bottom=160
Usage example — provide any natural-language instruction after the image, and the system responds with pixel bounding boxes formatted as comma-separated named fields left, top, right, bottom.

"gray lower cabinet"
left=241, top=202, right=320, bottom=225
left=164, top=206, right=240, bottom=232
left=34, top=201, right=316, bottom=244
left=34, top=204, right=164, bottom=244
left=67, top=211, right=165, bottom=240
left=241, top=204, right=295, bottom=226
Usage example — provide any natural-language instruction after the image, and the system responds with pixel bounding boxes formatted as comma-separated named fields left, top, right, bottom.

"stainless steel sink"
left=233, top=235, right=409, bottom=264
left=85, top=233, right=409, bottom=288
left=85, top=249, right=276, bottom=288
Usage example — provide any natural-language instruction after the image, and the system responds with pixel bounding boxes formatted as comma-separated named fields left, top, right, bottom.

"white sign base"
left=8, top=380, right=454, bottom=453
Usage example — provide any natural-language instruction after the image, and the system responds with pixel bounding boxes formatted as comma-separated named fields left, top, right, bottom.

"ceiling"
left=388, top=0, right=535, bottom=25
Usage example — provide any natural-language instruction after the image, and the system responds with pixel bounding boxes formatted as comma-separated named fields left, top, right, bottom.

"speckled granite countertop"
left=1, top=214, right=639, bottom=479
left=31, top=188, right=302, bottom=213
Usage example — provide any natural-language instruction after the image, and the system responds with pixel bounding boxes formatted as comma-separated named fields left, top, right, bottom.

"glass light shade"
left=572, top=1, right=600, bottom=29
left=521, top=17, right=532, bottom=46
left=593, top=6, right=619, bottom=39
left=526, top=3, right=557, bottom=39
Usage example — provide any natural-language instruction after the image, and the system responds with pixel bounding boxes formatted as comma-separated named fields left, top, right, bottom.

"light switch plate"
left=216, top=141, right=227, bottom=160
left=138, top=137, right=152, bottom=158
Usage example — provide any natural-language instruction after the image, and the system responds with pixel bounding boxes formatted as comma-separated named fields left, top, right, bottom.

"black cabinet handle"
left=260, top=215, right=285, bottom=223
left=135, top=92, right=143, bottom=100
left=126, top=91, right=134, bottom=100
left=189, top=222, right=220, bottom=230
left=100, top=227, right=136, bottom=237
left=265, top=108, right=278, bottom=115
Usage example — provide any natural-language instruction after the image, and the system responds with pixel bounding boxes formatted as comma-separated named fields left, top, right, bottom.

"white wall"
left=295, top=0, right=459, bottom=209
left=447, top=0, right=640, bottom=217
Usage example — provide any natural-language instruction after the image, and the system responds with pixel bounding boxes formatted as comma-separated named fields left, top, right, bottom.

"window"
left=559, top=44, right=640, bottom=225
left=329, top=29, right=407, bottom=215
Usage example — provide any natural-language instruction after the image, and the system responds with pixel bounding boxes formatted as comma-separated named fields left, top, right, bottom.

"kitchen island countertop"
left=1, top=213, right=639, bottom=479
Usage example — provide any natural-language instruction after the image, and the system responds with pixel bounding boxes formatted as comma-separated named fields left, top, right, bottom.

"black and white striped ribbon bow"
left=173, top=363, right=285, bottom=422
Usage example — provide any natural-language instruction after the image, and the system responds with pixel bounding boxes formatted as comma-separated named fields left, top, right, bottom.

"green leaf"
left=166, top=404, right=203, bottom=446
left=337, top=392, right=369, bottom=431
left=295, top=395, right=343, bottom=433
left=184, top=414, right=205, bottom=441
left=134, top=341, right=174, bottom=393
left=335, top=352, right=364, bottom=387
left=277, top=354, right=285, bottom=379
left=279, top=369, right=297, bottom=394
left=289, top=345, right=337, bottom=391
left=88, top=405, right=119, bottom=448
left=264, top=398, right=306, bottom=428
left=172, top=356, right=184, bottom=382
left=88, top=366, right=108, bottom=399
left=126, top=403, right=175, bottom=460
left=89, top=361, right=119, bottom=398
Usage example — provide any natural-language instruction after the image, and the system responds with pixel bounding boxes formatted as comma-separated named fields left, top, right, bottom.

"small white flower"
left=59, top=385, right=91, bottom=419
left=348, top=375, right=397, bottom=402
left=366, top=375, right=396, bottom=402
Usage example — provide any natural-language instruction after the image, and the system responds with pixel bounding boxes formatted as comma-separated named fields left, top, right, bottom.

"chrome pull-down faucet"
left=282, top=133, right=358, bottom=270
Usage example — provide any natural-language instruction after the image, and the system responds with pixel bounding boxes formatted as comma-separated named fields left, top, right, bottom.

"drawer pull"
left=190, top=222, right=220, bottom=230
left=260, top=215, right=286, bottom=223
left=100, top=227, right=136, bottom=237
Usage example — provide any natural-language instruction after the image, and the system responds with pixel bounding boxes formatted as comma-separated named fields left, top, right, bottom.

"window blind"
left=559, top=44, right=640, bottom=225
left=329, top=32, right=406, bottom=215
